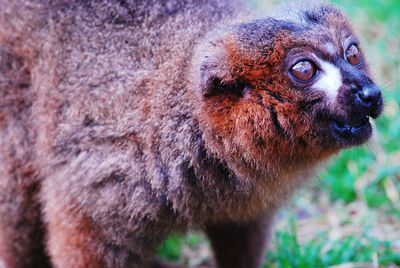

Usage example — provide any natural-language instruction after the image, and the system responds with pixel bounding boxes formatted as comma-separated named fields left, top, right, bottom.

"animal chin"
left=330, top=115, right=372, bottom=146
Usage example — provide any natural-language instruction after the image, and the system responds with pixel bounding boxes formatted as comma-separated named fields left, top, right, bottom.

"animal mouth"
left=330, top=115, right=372, bottom=145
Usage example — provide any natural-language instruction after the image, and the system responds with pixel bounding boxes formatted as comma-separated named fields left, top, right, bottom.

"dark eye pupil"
left=346, top=44, right=361, bottom=65
left=290, top=61, right=315, bottom=82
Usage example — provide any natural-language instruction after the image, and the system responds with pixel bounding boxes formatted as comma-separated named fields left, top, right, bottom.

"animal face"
left=271, top=3, right=382, bottom=149
left=191, top=4, right=382, bottom=177
left=282, top=31, right=383, bottom=149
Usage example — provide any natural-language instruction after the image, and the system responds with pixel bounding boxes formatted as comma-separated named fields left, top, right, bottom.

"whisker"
left=265, top=88, right=286, bottom=103
left=268, top=106, right=288, bottom=138
left=298, top=97, right=323, bottom=111
left=379, top=77, right=400, bottom=89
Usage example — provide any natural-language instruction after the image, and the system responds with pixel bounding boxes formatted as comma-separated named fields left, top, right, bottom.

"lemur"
left=0, top=0, right=383, bottom=268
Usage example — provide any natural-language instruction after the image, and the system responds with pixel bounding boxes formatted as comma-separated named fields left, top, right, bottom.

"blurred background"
left=158, top=1, right=400, bottom=267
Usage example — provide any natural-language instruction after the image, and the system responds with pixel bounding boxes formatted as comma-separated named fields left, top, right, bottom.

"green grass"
left=265, top=207, right=400, bottom=267
left=158, top=0, right=400, bottom=267
left=265, top=216, right=400, bottom=268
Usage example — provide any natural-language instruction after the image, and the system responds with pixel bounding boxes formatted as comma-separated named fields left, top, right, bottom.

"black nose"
left=355, top=84, right=382, bottom=118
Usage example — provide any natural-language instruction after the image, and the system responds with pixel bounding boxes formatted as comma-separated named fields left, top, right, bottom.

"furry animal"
left=0, top=0, right=383, bottom=267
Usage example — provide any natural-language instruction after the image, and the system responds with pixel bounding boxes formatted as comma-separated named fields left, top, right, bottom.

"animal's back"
left=0, top=0, right=242, bottom=178
left=0, top=1, right=242, bottom=267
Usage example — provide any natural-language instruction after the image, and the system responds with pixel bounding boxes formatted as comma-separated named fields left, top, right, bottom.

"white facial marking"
left=324, top=43, right=336, bottom=56
left=313, top=60, right=342, bottom=100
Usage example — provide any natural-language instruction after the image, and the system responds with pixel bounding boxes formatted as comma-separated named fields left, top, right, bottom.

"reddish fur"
left=46, top=215, right=105, bottom=268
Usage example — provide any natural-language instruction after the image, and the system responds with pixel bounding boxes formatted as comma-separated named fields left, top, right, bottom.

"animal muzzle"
left=353, top=84, right=383, bottom=118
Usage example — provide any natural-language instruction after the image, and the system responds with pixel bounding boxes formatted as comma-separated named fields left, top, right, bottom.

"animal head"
left=190, top=2, right=383, bottom=178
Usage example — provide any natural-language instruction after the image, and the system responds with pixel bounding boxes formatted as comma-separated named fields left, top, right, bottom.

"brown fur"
left=0, top=1, right=381, bottom=268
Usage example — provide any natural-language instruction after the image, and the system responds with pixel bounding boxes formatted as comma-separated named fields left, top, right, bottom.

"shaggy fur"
left=0, top=1, right=382, bottom=268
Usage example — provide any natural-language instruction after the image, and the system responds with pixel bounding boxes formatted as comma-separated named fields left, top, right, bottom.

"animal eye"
left=345, top=44, right=362, bottom=66
left=290, top=60, right=317, bottom=82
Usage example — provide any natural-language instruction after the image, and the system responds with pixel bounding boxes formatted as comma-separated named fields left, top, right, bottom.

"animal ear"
left=198, top=65, right=222, bottom=97
left=192, top=33, right=245, bottom=97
